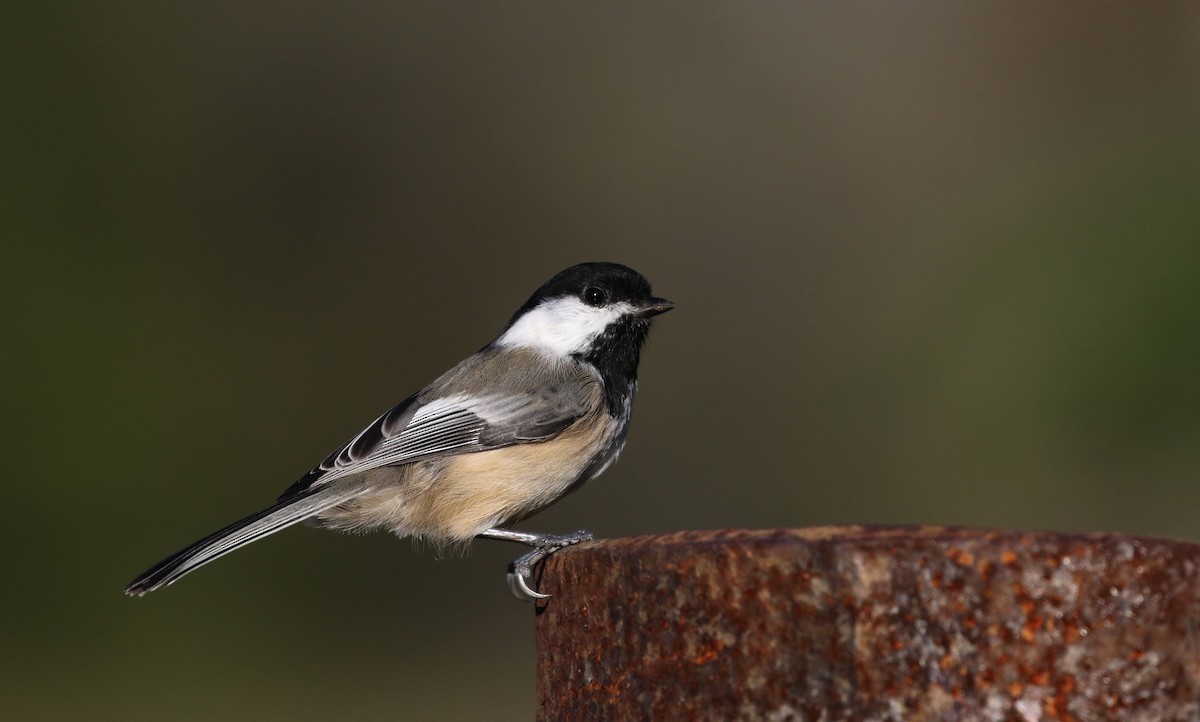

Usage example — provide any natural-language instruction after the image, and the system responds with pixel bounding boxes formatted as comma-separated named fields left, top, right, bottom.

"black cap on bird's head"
left=507, top=262, right=675, bottom=327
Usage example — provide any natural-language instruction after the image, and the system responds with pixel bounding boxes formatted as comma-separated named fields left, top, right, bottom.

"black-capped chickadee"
left=126, top=262, right=673, bottom=601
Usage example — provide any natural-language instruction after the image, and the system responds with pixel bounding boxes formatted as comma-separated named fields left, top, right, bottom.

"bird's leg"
left=477, top=528, right=595, bottom=601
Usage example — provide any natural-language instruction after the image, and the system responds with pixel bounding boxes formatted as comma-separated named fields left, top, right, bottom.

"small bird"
left=126, top=262, right=673, bottom=601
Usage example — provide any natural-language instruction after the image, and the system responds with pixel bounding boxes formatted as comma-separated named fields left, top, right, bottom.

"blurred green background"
left=5, top=3, right=1200, bottom=720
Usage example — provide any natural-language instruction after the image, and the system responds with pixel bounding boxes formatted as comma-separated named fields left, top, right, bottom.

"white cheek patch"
left=496, top=297, right=633, bottom=358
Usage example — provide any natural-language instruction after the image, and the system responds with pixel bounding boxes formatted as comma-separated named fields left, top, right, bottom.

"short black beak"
left=638, top=296, right=676, bottom=317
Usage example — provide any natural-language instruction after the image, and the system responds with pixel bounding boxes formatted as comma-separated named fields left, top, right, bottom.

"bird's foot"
left=504, top=530, right=594, bottom=602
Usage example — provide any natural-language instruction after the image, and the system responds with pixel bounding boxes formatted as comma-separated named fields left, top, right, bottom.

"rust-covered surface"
left=534, top=526, right=1200, bottom=721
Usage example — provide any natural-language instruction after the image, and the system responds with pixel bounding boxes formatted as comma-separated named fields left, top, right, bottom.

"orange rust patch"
left=692, top=639, right=726, bottom=665
left=946, top=547, right=975, bottom=566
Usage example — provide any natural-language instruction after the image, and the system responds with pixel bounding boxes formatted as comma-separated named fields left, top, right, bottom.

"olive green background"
left=5, top=3, right=1199, bottom=720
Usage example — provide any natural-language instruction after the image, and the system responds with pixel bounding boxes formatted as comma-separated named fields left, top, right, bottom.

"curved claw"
left=508, top=564, right=551, bottom=602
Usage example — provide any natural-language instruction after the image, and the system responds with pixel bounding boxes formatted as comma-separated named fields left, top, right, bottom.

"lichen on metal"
left=534, top=527, right=1200, bottom=721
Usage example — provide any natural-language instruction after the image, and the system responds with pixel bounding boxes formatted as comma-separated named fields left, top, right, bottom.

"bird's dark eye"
left=582, top=286, right=607, bottom=307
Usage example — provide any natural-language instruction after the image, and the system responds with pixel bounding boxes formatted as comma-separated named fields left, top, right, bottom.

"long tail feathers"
left=125, top=488, right=360, bottom=596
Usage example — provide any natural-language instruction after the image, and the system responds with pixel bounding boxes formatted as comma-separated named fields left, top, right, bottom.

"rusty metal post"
left=534, top=527, right=1200, bottom=721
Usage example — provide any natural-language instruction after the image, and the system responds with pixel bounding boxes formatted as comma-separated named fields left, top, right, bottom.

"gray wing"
left=280, top=386, right=593, bottom=499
